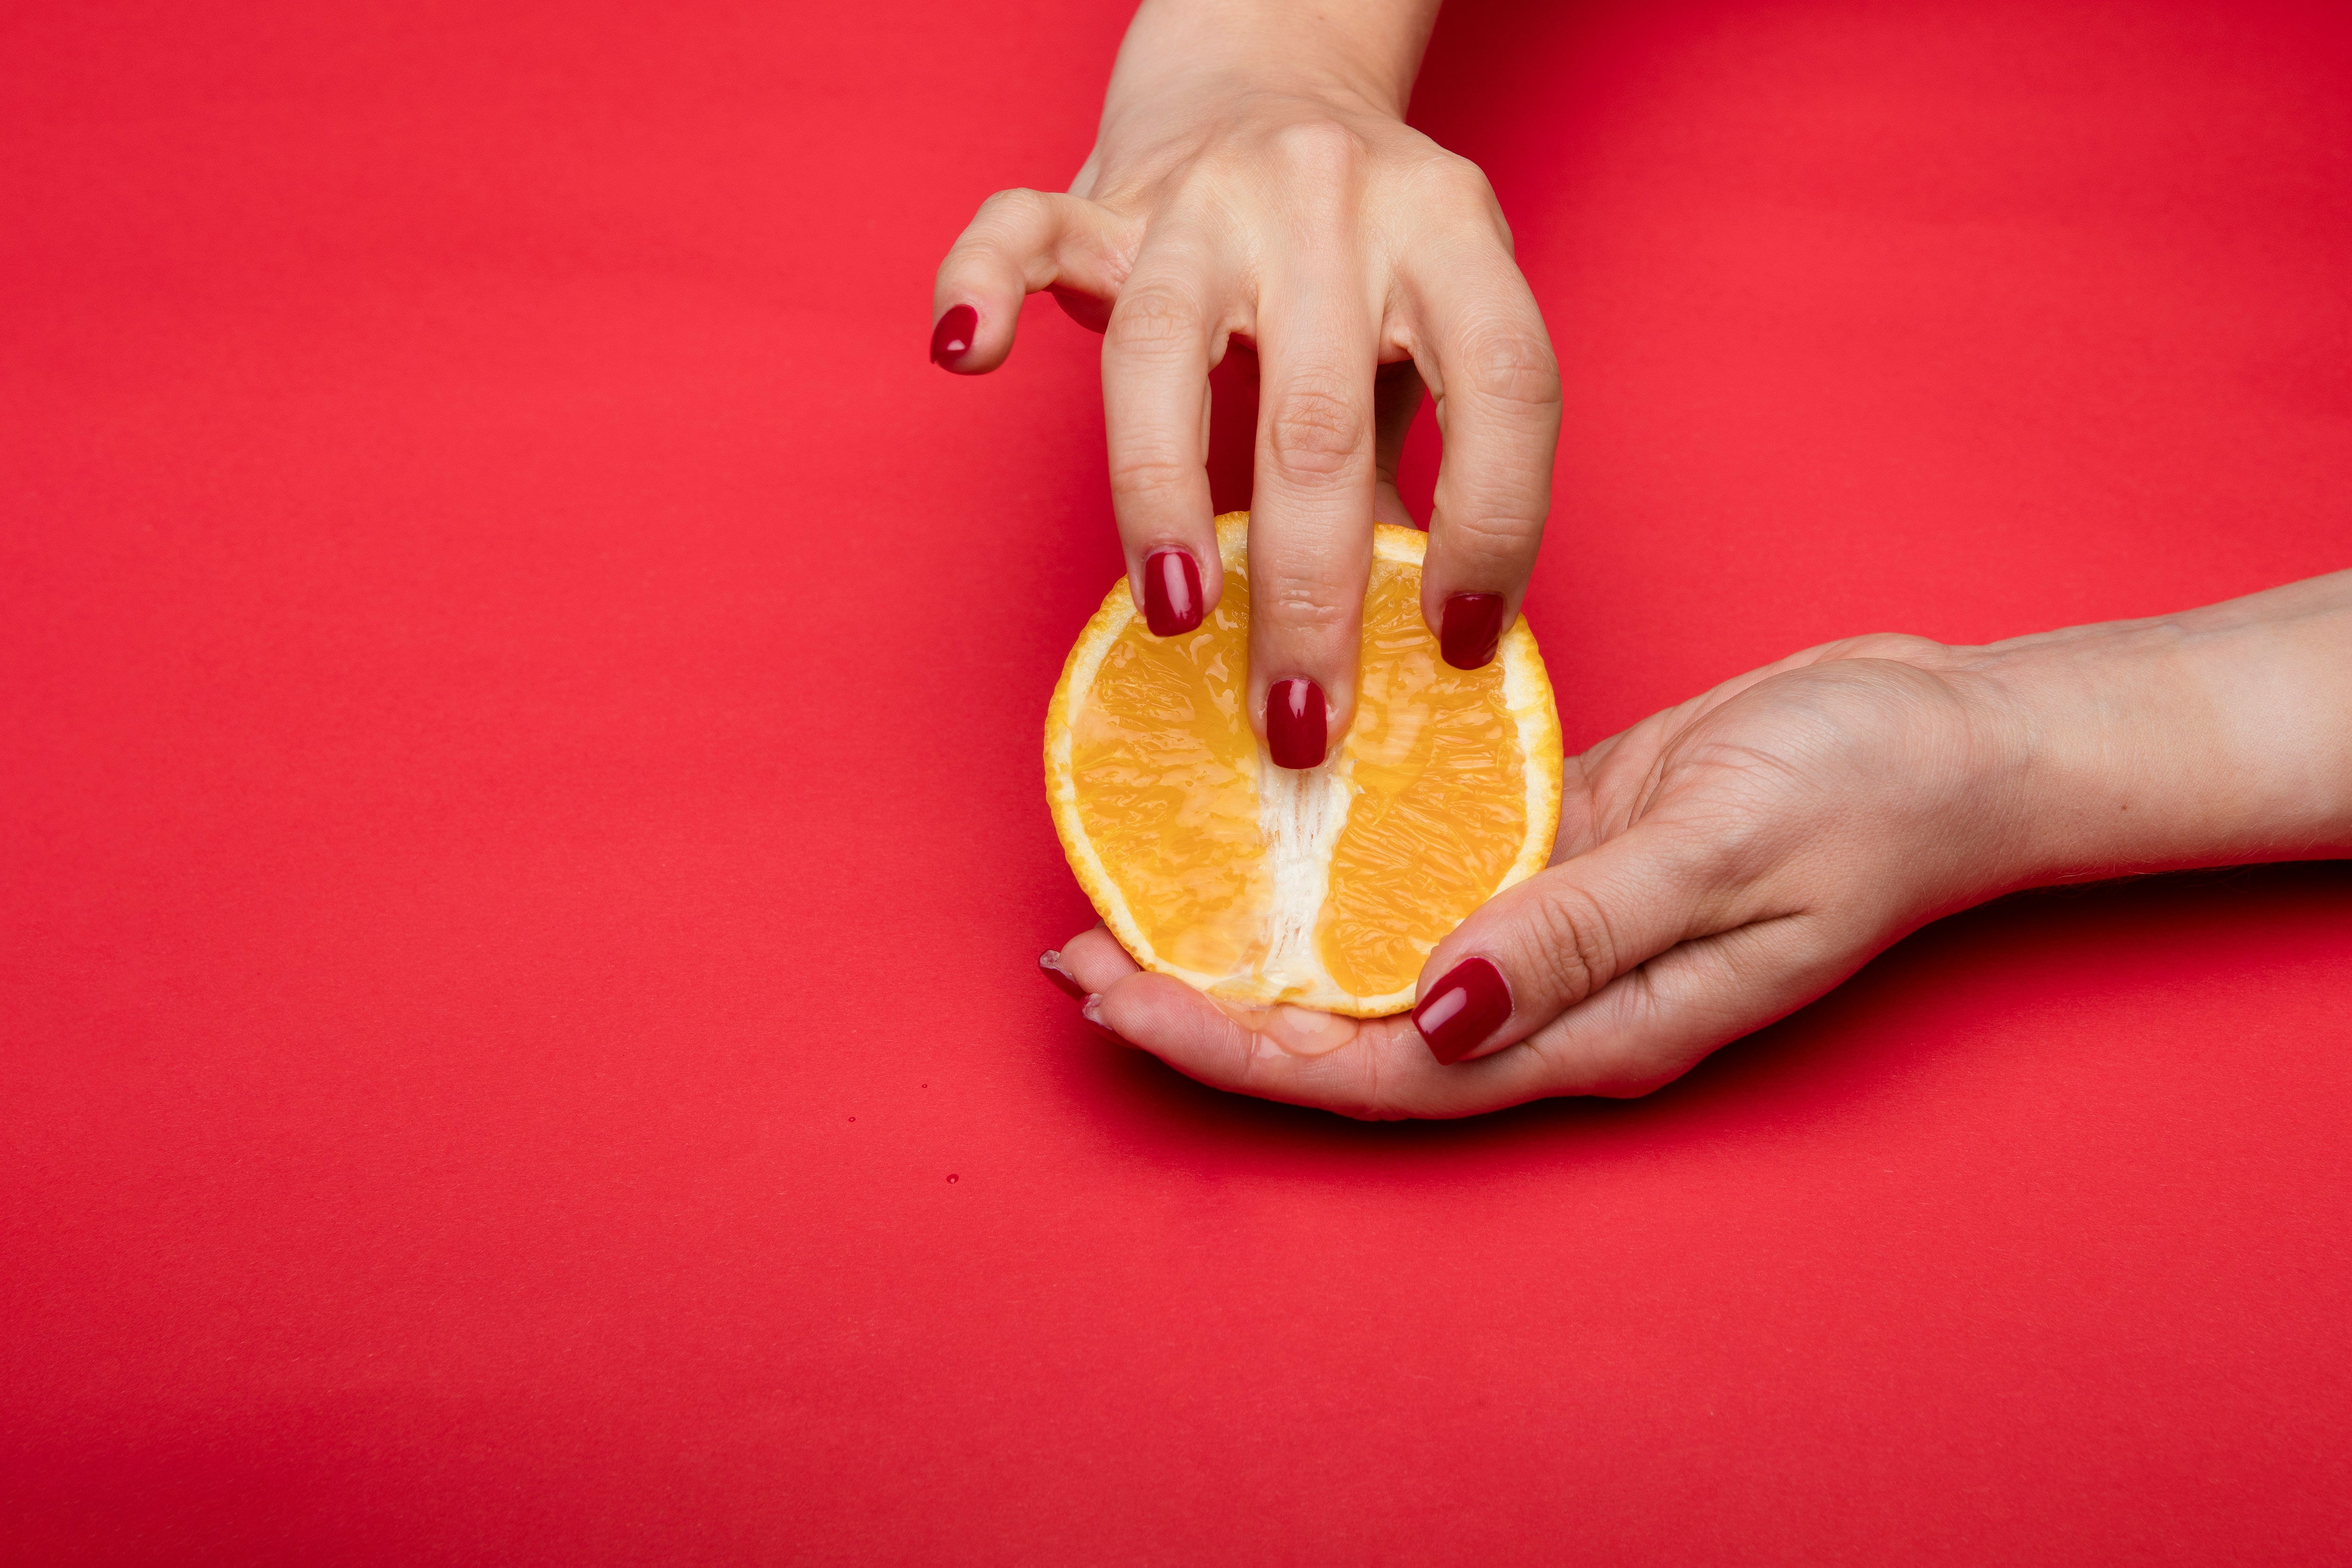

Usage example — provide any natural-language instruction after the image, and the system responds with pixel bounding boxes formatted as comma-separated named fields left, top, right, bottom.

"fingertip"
left=1058, top=923, right=1140, bottom=993
left=930, top=301, right=1014, bottom=374
left=1077, top=991, right=1131, bottom=1047
left=1263, top=676, right=1330, bottom=769
left=1038, top=949, right=1088, bottom=1002
left=1137, top=546, right=1208, bottom=637
left=1239, top=563, right=1367, bottom=761
left=928, top=302, right=977, bottom=367
left=1409, top=954, right=1514, bottom=1066
left=1436, top=591, right=1510, bottom=670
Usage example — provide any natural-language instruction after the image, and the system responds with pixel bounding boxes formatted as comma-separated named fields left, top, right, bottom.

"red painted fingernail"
left=1142, top=549, right=1204, bottom=637
left=1440, top=593, right=1508, bottom=670
left=1414, top=956, right=1512, bottom=1065
left=930, top=303, right=978, bottom=367
left=1038, top=950, right=1087, bottom=1002
left=1266, top=678, right=1327, bottom=770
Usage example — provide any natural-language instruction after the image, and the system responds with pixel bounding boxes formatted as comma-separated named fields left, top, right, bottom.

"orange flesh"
left=1321, top=565, right=1526, bottom=999
left=1068, top=555, right=1528, bottom=1008
left=1068, top=574, right=1268, bottom=979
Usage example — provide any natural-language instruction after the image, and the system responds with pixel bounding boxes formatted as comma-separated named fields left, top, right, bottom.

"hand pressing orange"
left=931, top=0, right=1558, bottom=768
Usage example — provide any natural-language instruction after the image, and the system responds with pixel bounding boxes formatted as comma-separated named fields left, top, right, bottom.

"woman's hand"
left=932, top=0, right=1560, bottom=766
left=1043, top=571, right=2352, bottom=1117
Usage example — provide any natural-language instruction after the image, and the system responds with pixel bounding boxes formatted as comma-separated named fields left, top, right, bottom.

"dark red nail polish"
left=1440, top=593, right=1508, bottom=670
left=1038, top=950, right=1087, bottom=1002
left=930, top=303, right=978, bottom=367
left=1414, top=956, right=1512, bottom=1065
left=1265, top=678, right=1327, bottom=770
left=1142, top=549, right=1204, bottom=637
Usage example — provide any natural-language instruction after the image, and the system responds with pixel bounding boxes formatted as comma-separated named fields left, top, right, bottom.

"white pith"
left=1248, top=749, right=1357, bottom=1002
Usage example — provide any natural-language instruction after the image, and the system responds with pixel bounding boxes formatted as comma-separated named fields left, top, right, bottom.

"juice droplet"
left=847, top=1116, right=856, bottom=1122
left=946, top=1174, right=959, bottom=1184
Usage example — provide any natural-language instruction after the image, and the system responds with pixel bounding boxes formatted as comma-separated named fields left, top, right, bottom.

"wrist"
left=1109, top=0, right=1437, bottom=121
left=1965, top=574, right=2352, bottom=887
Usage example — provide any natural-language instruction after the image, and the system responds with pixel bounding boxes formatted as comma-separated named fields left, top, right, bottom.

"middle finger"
left=1247, top=214, right=1383, bottom=766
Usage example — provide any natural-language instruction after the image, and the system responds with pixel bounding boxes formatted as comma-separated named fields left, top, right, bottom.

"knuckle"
left=1269, top=118, right=1370, bottom=183
left=1105, top=286, right=1201, bottom=356
left=1420, top=152, right=1502, bottom=217
left=1837, top=632, right=1954, bottom=668
left=1107, top=453, right=1197, bottom=503
left=1435, top=508, right=1545, bottom=567
left=1695, top=810, right=1784, bottom=886
left=972, top=186, right=1050, bottom=237
left=1437, top=149, right=1497, bottom=196
left=1266, top=383, right=1369, bottom=483
left=1446, top=159, right=1500, bottom=214
left=1397, top=152, right=1511, bottom=246
left=1525, top=881, right=1620, bottom=1005
left=1251, top=568, right=1354, bottom=631
left=1452, top=319, right=1562, bottom=411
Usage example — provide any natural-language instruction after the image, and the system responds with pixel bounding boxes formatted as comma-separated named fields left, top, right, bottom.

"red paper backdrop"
left=6, top=0, right=2350, bottom=1561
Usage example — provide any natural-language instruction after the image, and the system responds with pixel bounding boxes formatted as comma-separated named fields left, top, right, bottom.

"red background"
left=6, top=0, right=2351, bottom=1560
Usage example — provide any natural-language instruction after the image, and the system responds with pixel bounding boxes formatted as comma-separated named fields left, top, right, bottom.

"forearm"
left=1974, top=569, right=2352, bottom=883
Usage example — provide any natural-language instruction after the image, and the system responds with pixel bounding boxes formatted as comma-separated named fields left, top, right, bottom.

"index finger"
left=1246, top=254, right=1382, bottom=767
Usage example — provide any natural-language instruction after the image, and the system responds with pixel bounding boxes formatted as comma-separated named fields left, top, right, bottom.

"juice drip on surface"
left=1068, top=576, right=1268, bottom=977
left=1319, top=564, right=1526, bottom=999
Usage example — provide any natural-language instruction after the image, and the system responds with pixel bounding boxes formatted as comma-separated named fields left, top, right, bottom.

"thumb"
left=1408, top=823, right=1767, bottom=1066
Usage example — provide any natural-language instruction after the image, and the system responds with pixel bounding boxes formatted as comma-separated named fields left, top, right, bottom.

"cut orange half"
left=1045, top=513, right=1562, bottom=1017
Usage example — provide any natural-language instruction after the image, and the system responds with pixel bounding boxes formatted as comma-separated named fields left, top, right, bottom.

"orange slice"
left=1045, top=513, right=1562, bottom=1017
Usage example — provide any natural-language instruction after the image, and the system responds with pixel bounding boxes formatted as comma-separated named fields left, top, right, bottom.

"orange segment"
left=1045, top=514, right=1561, bottom=1017
left=1319, top=562, right=1529, bottom=1000
left=1065, top=572, right=1266, bottom=977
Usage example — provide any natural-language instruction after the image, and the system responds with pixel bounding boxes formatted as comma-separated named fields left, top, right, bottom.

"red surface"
left=6, top=0, right=2351, bottom=1561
